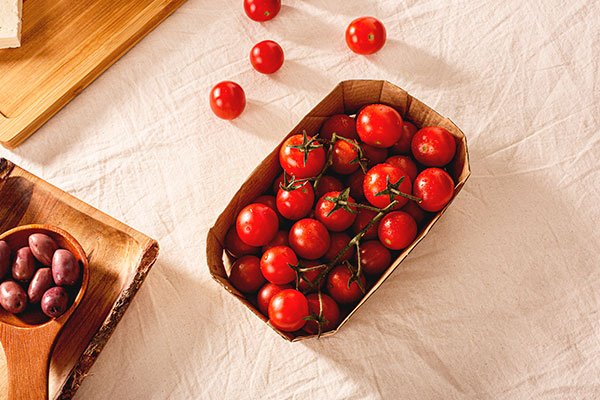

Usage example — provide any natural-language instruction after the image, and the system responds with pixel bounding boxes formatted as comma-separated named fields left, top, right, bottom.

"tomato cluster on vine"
left=226, top=103, right=457, bottom=336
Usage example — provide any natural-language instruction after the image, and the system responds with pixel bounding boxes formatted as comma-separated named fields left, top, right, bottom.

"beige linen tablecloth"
left=1, top=0, right=599, bottom=398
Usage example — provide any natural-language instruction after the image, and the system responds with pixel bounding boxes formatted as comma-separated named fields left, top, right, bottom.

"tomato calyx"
left=280, top=171, right=312, bottom=191
left=288, top=260, right=326, bottom=292
left=334, top=135, right=369, bottom=173
left=287, top=131, right=324, bottom=168
left=302, top=291, right=329, bottom=337
left=322, top=187, right=359, bottom=217
left=343, top=260, right=366, bottom=294
left=374, top=175, right=422, bottom=204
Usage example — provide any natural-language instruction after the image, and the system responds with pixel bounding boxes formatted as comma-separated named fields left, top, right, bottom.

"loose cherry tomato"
left=209, top=81, right=246, bottom=120
left=303, top=293, right=340, bottom=334
left=250, top=40, right=284, bottom=74
left=327, top=264, right=366, bottom=304
left=362, top=143, right=388, bottom=166
left=345, top=16, right=386, bottom=55
left=363, top=163, right=412, bottom=209
left=280, top=134, right=326, bottom=179
left=357, top=104, right=403, bottom=148
left=229, top=255, right=265, bottom=293
left=413, top=168, right=454, bottom=212
left=276, top=181, right=314, bottom=220
left=236, top=203, right=279, bottom=246
left=262, top=230, right=289, bottom=253
left=378, top=211, right=417, bottom=250
left=315, top=191, right=357, bottom=232
left=225, top=227, right=259, bottom=258
left=357, top=240, right=391, bottom=275
left=315, top=175, right=344, bottom=199
left=385, top=155, right=418, bottom=182
left=288, top=218, right=330, bottom=260
left=411, top=126, right=456, bottom=167
left=331, top=139, right=360, bottom=175
left=391, top=121, right=418, bottom=154
left=269, top=289, right=308, bottom=332
left=257, top=282, right=291, bottom=315
left=297, top=260, right=326, bottom=292
left=244, top=0, right=281, bottom=22
left=346, top=169, right=366, bottom=199
left=351, top=208, right=379, bottom=240
left=401, top=200, right=429, bottom=225
left=260, top=246, right=298, bottom=285
left=323, top=232, right=354, bottom=262
left=320, top=114, right=358, bottom=142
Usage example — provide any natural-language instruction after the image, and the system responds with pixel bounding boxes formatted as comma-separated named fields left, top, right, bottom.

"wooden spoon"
left=0, top=225, right=89, bottom=400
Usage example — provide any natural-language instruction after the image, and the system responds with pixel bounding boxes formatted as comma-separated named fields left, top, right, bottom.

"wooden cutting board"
left=0, top=0, right=186, bottom=149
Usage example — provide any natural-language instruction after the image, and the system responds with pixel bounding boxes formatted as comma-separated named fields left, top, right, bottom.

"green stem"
left=390, top=187, right=422, bottom=203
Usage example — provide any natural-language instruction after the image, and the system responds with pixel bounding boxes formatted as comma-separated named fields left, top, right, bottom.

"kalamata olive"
left=0, top=240, right=10, bottom=278
left=28, top=268, right=54, bottom=304
left=28, top=233, right=58, bottom=266
left=12, top=247, right=36, bottom=282
left=41, top=286, right=69, bottom=318
left=0, top=281, right=27, bottom=314
left=52, top=249, right=79, bottom=286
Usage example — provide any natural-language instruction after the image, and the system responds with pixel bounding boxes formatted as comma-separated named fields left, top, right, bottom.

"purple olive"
left=52, top=249, right=80, bottom=286
left=0, top=281, right=27, bottom=314
left=41, top=286, right=69, bottom=318
left=12, top=247, right=36, bottom=282
left=28, top=233, right=58, bottom=266
left=28, top=268, right=54, bottom=304
left=0, top=240, right=10, bottom=278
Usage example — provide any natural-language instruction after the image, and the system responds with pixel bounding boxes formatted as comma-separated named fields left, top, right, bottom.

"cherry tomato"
left=260, top=245, right=298, bottom=285
left=289, top=218, right=330, bottom=260
left=401, top=200, right=429, bottom=225
left=363, top=163, right=412, bottom=209
left=346, top=169, right=366, bottom=200
left=280, top=134, right=326, bottom=179
left=225, top=227, right=259, bottom=258
left=269, top=289, right=308, bottom=332
left=257, top=282, right=291, bottom=315
left=315, top=175, right=343, bottom=199
left=236, top=203, right=279, bottom=246
left=357, top=240, right=391, bottom=275
left=357, top=104, right=403, bottom=148
left=413, top=168, right=454, bottom=212
left=327, top=264, right=366, bottom=304
left=303, top=293, right=340, bottom=334
left=262, top=230, right=289, bottom=253
left=297, top=260, right=326, bottom=292
left=378, top=211, right=417, bottom=250
left=209, top=81, right=246, bottom=120
left=411, top=126, right=456, bottom=167
left=244, top=0, right=281, bottom=22
left=315, top=191, right=357, bottom=232
left=331, top=139, right=360, bottom=175
left=320, top=114, right=358, bottom=142
left=351, top=208, right=380, bottom=240
left=362, top=143, right=388, bottom=166
left=250, top=40, right=284, bottom=74
left=391, top=121, right=418, bottom=154
left=323, top=232, right=354, bottom=262
left=385, top=155, right=418, bottom=182
left=276, top=181, right=314, bottom=220
left=272, top=173, right=285, bottom=194
left=229, top=255, right=265, bottom=293
left=345, top=16, right=386, bottom=55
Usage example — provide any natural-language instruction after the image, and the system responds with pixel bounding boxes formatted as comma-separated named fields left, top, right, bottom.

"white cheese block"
left=0, top=0, right=22, bottom=49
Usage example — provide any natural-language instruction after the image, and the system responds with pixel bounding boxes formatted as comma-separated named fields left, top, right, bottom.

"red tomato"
left=209, top=81, right=246, bottom=120
left=378, top=211, right=417, bottom=250
left=257, top=282, right=291, bottom=315
left=244, top=0, right=281, bottom=22
left=315, top=191, right=358, bottom=232
left=250, top=40, right=284, bottom=74
left=236, top=203, right=279, bottom=246
left=276, top=181, right=314, bottom=220
left=357, top=240, right=391, bottom=275
left=363, top=163, right=412, bottom=209
left=331, top=139, right=360, bottom=175
left=229, top=255, right=265, bottom=293
left=357, top=104, right=403, bottom=148
left=272, top=172, right=285, bottom=194
left=345, top=17, right=386, bottom=55
left=279, top=134, right=326, bottom=179
left=303, top=293, right=341, bottom=334
left=315, top=175, right=344, bottom=199
left=323, top=232, right=354, bottom=262
left=411, top=126, right=456, bottom=167
left=288, top=218, right=330, bottom=260
left=362, top=143, right=388, bottom=166
left=269, top=289, right=308, bottom=332
left=346, top=169, right=366, bottom=200
left=327, top=264, right=366, bottom=304
left=297, top=260, right=326, bottom=292
left=413, top=168, right=454, bottom=212
left=225, top=227, right=259, bottom=258
left=351, top=208, right=380, bottom=240
left=391, top=121, right=418, bottom=154
left=385, top=155, right=418, bottom=182
left=262, top=230, right=289, bottom=253
left=320, top=114, right=358, bottom=142
left=401, top=200, right=429, bottom=225
left=260, top=245, right=298, bottom=285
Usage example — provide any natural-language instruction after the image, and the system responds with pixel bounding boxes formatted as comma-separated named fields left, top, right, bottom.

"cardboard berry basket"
left=206, top=80, right=471, bottom=341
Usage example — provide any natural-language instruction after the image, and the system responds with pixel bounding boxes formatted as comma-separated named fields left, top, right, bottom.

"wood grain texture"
left=0, top=158, right=159, bottom=399
left=0, top=0, right=187, bottom=149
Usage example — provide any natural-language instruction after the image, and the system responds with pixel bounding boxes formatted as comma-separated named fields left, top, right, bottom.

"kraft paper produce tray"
left=206, top=80, right=471, bottom=341
left=0, top=158, right=159, bottom=398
